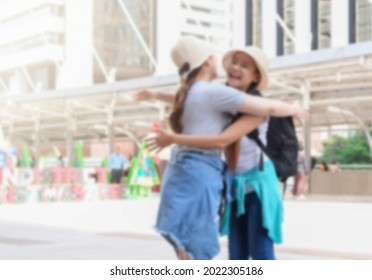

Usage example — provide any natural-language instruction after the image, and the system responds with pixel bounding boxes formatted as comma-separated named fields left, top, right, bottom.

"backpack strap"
left=243, top=89, right=272, bottom=171
left=259, top=151, right=264, bottom=171
left=247, top=129, right=271, bottom=171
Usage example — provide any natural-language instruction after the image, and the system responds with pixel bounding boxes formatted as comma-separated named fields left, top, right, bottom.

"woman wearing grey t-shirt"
left=136, top=37, right=308, bottom=260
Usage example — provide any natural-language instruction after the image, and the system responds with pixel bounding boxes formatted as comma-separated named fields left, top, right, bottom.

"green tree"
left=321, top=133, right=372, bottom=164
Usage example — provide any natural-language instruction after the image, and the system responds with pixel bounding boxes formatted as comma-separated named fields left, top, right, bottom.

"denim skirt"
left=155, top=149, right=224, bottom=260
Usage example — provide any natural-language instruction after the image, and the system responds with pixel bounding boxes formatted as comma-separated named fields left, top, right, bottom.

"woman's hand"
left=292, top=104, right=310, bottom=124
left=146, top=129, right=175, bottom=153
left=133, top=89, right=156, bottom=102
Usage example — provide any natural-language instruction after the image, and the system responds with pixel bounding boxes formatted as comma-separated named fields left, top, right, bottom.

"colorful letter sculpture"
left=127, top=140, right=160, bottom=199
left=20, top=146, right=31, bottom=168
left=73, top=141, right=85, bottom=168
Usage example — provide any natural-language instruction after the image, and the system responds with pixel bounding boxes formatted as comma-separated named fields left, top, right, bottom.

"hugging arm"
left=147, top=115, right=264, bottom=151
left=134, top=89, right=175, bottom=104
left=237, top=95, right=309, bottom=120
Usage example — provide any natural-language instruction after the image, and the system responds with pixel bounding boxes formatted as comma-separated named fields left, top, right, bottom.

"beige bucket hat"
left=171, top=36, right=216, bottom=78
left=222, top=46, right=269, bottom=90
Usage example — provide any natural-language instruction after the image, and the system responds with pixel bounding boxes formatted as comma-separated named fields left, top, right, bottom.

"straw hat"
left=171, top=36, right=215, bottom=78
left=222, top=46, right=269, bottom=90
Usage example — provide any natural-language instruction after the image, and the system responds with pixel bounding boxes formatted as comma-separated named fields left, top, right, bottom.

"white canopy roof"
left=1, top=41, right=372, bottom=146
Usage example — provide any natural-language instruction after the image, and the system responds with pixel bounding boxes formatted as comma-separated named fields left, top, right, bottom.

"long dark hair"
left=169, top=65, right=202, bottom=133
left=225, top=81, right=260, bottom=171
left=246, top=82, right=260, bottom=95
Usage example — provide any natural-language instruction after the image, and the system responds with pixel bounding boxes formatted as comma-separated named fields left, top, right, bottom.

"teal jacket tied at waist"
left=221, top=160, right=283, bottom=244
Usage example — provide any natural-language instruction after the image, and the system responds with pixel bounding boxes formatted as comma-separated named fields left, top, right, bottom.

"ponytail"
left=169, top=65, right=202, bottom=133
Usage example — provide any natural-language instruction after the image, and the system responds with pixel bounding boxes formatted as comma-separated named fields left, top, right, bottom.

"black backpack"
left=246, top=92, right=299, bottom=182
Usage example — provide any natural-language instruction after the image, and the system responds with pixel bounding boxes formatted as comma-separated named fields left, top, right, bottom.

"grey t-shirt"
left=234, top=117, right=269, bottom=195
left=235, top=118, right=269, bottom=174
left=177, top=81, right=247, bottom=153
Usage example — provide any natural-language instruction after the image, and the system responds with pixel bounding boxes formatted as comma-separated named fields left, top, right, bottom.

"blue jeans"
left=228, top=192, right=276, bottom=260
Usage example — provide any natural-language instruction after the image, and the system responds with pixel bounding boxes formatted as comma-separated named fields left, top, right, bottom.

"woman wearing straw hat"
left=137, top=36, right=308, bottom=260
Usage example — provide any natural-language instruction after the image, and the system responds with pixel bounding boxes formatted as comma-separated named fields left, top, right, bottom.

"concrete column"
left=302, top=81, right=312, bottom=194
left=0, top=126, right=5, bottom=149
left=159, top=106, right=168, bottom=130
left=9, top=70, right=29, bottom=94
left=66, top=117, right=76, bottom=167
left=108, top=111, right=114, bottom=154
left=331, top=0, right=349, bottom=48
left=232, top=0, right=246, bottom=47
left=8, top=122, right=14, bottom=148
left=327, top=126, right=332, bottom=138
left=155, top=0, right=181, bottom=75
left=34, top=117, right=41, bottom=167
left=57, top=0, right=93, bottom=88
left=295, top=0, right=312, bottom=53
left=6, top=122, right=18, bottom=168
left=66, top=131, right=74, bottom=167
left=262, top=0, right=278, bottom=57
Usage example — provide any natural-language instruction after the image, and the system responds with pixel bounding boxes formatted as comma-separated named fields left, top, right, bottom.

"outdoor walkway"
left=0, top=195, right=371, bottom=260
left=0, top=220, right=333, bottom=260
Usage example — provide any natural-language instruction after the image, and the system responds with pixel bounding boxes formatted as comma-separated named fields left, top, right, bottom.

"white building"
left=0, top=0, right=238, bottom=94
left=153, top=0, right=239, bottom=74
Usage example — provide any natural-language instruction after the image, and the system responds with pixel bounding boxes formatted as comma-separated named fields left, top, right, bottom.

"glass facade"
left=93, top=0, right=155, bottom=82
left=245, top=0, right=261, bottom=47
left=180, top=1, right=229, bottom=48
left=283, top=0, right=295, bottom=55
left=318, top=0, right=331, bottom=49
left=252, top=0, right=262, bottom=48
left=356, top=0, right=372, bottom=42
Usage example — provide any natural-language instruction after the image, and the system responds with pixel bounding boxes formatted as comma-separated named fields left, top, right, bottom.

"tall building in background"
left=276, top=0, right=295, bottom=55
left=93, top=0, right=156, bottom=83
left=156, top=0, right=237, bottom=75
left=1, top=0, right=371, bottom=95
left=244, top=0, right=372, bottom=57
left=0, top=0, right=65, bottom=94
left=245, top=0, right=262, bottom=47
left=241, top=0, right=372, bottom=155
left=355, top=0, right=372, bottom=43
left=179, top=0, right=234, bottom=50
left=0, top=0, right=237, bottom=93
